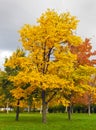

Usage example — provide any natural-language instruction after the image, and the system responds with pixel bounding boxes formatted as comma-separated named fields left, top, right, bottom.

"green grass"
left=0, top=113, right=96, bottom=130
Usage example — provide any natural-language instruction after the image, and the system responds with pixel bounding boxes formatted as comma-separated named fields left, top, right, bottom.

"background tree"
left=0, top=69, right=13, bottom=113
left=4, top=48, right=27, bottom=120
left=70, top=38, right=96, bottom=66
left=69, top=38, right=96, bottom=115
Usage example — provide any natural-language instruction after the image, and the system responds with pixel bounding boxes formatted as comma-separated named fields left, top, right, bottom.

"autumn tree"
left=4, top=48, right=28, bottom=120
left=5, top=9, right=82, bottom=123
left=72, top=73, right=96, bottom=115
left=70, top=38, right=96, bottom=115
left=0, top=70, right=7, bottom=108
left=0, top=69, right=14, bottom=113
left=70, top=38, right=96, bottom=66
left=51, top=38, right=96, bottom=119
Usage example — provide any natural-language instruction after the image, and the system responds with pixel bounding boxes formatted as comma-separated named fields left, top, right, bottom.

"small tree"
left=0, top=69, right=13, bottom=113
left=4, top=48, right=26, bottom=120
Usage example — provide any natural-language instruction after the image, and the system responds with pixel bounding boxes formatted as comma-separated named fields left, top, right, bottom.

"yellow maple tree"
left=5, top=9, right=82, bottom=123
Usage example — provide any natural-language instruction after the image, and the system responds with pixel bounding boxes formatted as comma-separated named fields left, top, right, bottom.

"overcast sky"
left=0, top=0, right=96, bottom=69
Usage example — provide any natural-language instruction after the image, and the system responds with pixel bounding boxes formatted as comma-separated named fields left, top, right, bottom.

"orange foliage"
left=70, top=38, right=96, bottom=66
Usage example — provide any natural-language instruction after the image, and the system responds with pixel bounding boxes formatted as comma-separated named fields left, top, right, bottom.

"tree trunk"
left=16, top=99, right=20, bottom=121
left=71, top=104, right=73, bottom=114
left=42, top=90, right=47, bottom=123
left=40, top=105, right=42, bottom=114
left=67, top=105, right=71, bottom=120
left=65, top=106, right=68, bottom=113
left=28, top=105, right=31, bottom=113
left=6, top=100, right=9, bottom=114
left=88, top=103, right=91, bottom=115
left=27, top=98, right=32, bottom=113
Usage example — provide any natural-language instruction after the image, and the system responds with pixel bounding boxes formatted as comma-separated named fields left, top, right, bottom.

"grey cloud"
left=0, top=0, right=24, bottom=50
left=0, top=0, right=35, bottom=51
left=0, top=29, right=20, bottom=51
left=0, top=0, right=96, bottom=52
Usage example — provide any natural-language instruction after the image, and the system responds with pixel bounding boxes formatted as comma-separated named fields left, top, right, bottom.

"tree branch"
left=46, top=91, right=57, bottom=104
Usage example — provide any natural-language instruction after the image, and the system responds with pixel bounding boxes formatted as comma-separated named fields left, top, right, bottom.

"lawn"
left=0, top=112, right=96, bottom=130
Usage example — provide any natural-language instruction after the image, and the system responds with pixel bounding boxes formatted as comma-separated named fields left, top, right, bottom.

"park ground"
left=0, top=113, right=96, bottom=130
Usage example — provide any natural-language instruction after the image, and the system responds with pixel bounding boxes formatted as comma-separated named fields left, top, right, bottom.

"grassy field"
left=0, top=112, right=96, bottom=130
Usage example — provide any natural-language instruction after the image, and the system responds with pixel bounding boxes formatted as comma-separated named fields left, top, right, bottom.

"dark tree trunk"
left=27, top=97, right=32, bottom=113
left=42, top=90, right=47, bottom=123
left=67, top=105, right=71, bottom=120
left=16, top=99, right=20, bottom=121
